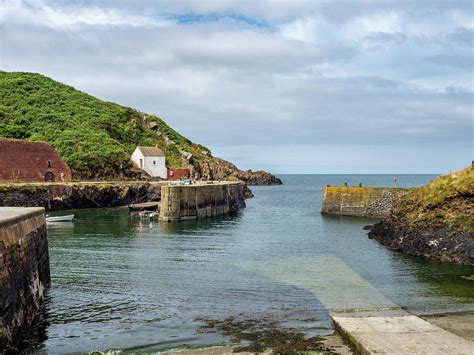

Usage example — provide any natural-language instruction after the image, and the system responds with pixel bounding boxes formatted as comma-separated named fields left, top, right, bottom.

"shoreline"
left=0, top=180, right=253, bottom=211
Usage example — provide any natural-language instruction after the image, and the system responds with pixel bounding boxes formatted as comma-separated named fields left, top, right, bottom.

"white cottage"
left=131, top=146, right=167, bottom=179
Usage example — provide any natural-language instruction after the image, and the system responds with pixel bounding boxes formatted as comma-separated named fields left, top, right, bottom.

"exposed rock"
left=179, top=149, right=193, bottom=163
left=0, top=182, right=161, bottom=211
left=368, top=166, right=474, bottom=265
left=194, top=157, right=282, bottom=186
left=369, top=222, right=474, bottom=266
left=237, top=169, right=283, bottom=186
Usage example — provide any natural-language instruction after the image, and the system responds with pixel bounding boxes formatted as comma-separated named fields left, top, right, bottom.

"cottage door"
left=140, top=159, right=143, bottom=169
left=45, top=171, right=54, bottom=182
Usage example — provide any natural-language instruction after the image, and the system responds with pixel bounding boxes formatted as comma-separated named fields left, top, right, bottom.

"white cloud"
left=342, top=12, right=401, bottom=41
left=0, top=0, right=171, bottom=29
left=0, top=0, right=472, bottom=173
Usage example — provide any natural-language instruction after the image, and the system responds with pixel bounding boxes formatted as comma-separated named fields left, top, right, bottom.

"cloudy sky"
left=1, top=0, right=472, bottom=173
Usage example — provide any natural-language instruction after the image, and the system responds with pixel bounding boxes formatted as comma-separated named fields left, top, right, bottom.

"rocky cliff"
left=368, top=166, right=474, bottom=265
left=196, top=157, right=282, bottom=186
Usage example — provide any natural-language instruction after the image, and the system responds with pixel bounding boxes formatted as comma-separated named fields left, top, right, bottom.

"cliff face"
left=368, top=166, right=474, bottom=265
left=0, top=182, right=162, bottom=211
left=0, top=72, right=280, bottom=185
left=195, top=157, right=282, bottom=186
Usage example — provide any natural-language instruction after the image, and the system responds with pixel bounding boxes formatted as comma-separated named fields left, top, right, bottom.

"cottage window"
left=153, top=161, right=156, bottom=165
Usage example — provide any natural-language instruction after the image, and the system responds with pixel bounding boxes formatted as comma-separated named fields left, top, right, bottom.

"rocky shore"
left=0, top=180, right=254, bottom=212
left=369, top=223, right=474, bottom=265
left=368, top=166, right=473, bottom=266
left=0, top=182, right=162, bottom=211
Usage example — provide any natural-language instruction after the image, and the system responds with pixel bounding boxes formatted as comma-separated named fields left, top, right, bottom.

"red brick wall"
left=168, top=168, right=190, bottom=180
left=0, top=139, right=72, bottom=182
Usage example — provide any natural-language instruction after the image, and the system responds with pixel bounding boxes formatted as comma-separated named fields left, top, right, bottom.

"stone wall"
left=159, top=182, right=246, bottom=221
left=0, top=207, right=50, bottom=350
left=0, top=182, right=162, bottom=211
left=321, top=186, right=409, bottom=218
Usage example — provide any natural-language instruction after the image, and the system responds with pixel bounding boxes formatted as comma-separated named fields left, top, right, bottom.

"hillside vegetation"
left=0, top=71, right=281, bottom=185
left=392, top=166, right=474, bottom=233
left=369, top=166, right=473, bottom=265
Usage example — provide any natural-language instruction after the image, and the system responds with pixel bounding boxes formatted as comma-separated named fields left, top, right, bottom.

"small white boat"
left=138, top=211, right=158, bottom=220
left=46, top=214, right=74, bottom=222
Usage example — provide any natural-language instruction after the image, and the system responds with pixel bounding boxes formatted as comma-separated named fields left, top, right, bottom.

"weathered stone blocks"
left=159, top=182, right=246, bottom=222
left=321, top=186, right=409, bottom=218
left=0, top=207, right=50, bottom=350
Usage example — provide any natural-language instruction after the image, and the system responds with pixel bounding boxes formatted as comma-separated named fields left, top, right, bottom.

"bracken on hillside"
left=0, top=71, right=281, bottom=186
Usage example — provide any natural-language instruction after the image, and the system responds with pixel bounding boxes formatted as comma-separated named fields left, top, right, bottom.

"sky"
left=1, top=0, right=473, bottom=174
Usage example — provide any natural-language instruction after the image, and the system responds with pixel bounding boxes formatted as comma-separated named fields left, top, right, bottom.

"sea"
left=37, top=174, right=474, bottom=352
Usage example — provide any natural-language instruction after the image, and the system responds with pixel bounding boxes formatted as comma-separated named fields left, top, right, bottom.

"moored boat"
left=46, top=214, right=74, bottom=222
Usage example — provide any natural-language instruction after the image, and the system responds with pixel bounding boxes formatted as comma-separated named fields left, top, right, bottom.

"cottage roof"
left=137, top=146, right=164, bottom=157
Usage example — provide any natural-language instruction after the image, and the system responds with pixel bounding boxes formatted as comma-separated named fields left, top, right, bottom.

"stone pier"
left=0, top=207, right=50, bottom=350
left=321, top=186, right=409, bottom=218
left=159, top=182, right=246, bottom=222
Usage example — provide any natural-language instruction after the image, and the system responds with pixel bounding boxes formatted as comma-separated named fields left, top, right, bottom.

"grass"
left=393, top=166, right=474, bottom=233
left=0, top=71, right=210, bottom=179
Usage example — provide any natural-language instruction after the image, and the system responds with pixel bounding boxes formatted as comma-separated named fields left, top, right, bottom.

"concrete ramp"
left=244, top=256, right=474, bottom=354
left=333, top=313, right=474, bottom=354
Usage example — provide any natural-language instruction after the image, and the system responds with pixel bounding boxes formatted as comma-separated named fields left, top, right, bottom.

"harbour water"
left=41, top=175, right=474, bottom=352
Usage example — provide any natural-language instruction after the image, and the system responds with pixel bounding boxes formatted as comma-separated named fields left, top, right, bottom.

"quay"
left=0, top=207, right=50, bottom=349
left=159, top=181, right=245, bottom=222
left=321, top=186, right=409, bottom=218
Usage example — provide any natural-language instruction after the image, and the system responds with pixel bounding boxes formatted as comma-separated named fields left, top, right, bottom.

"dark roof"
left=137, top=146, right=164, bottom=157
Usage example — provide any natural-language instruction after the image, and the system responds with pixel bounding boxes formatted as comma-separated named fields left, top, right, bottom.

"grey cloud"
left=427, top=54, right=474, bottom=70
left=445, top=27, right=474, bottom=46
left=1, top=0, right=472, bottom=173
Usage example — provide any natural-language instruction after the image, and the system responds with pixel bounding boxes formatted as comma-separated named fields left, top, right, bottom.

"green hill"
left=0, top=71, right=281, bottom=185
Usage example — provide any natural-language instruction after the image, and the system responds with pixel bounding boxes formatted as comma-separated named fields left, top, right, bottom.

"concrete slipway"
left=245, top=256, right=474, bottom=354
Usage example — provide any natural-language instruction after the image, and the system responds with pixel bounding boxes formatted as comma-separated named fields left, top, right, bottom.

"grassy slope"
left=393, top=166, right=474, bottom=233
left=0, top=71, right=211, bottom=179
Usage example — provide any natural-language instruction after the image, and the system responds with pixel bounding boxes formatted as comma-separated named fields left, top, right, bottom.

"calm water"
left=42, top=175, right=474, bottom=352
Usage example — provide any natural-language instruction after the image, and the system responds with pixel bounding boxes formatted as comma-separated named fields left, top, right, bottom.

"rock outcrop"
left=237, top=170, right=283, bottom=186
left=368, top=166, right=474, bottom=265
left=195, top=157, right=282, bottom=186
left=0, top=182, right=162, bottom=211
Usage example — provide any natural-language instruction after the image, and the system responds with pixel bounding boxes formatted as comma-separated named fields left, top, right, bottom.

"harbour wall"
left=0, top=182, right=162, bottom=211
left=321, top=186, right=409, bottom=218
left=159, top=182, right=246, bottom=221
left=0, top=207, right=50, bottom=350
